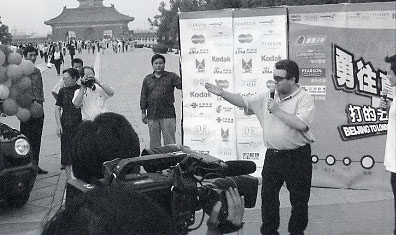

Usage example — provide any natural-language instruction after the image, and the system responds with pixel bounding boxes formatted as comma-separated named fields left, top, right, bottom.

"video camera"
left=66, top=145, right=258, bottom=234
left=81, top=75, right=95, bottom=89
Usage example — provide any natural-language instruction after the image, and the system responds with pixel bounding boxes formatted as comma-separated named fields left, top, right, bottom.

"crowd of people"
left=13, top=38, right=137, bottom=74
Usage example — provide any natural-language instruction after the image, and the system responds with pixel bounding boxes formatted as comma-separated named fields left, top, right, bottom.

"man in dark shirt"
left=55, top=68, right=82, bottom=180
left=140, top=54, right=182, bottom=148
left=21, top=46, right=47, bottom=174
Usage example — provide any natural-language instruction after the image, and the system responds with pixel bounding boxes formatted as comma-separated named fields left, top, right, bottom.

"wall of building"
left=131, top=32, right=158, bottom=46
left=51, top=22, right=129, bottom=41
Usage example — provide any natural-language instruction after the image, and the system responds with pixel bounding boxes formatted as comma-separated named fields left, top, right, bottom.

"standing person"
left=112, top=40, right=118, bottom=53
left=62, top=42, right=67, bottom=55
left=50, top=45, right=64, bottom=76
left=77, top=40, right=82, bottom=54
left=382, top=54, right=396, bottom=235
left=72, top=66, right=114, bottom=120
left=87, top=40, right=91, bottom=54
left=52, top=58, right=84, bottom=100
left=54, top=68, right=82, bottom=180
left=140, top=54, right=182, bottom=148
left=100, top=40, right=105, bottom=54
left=43, top=43, right=49, bottom=63
left=205, top=59, right=315, bottom=235
left=38, top=43, right=44, bottom=59
left=91, top=41, right=96, bottom=54
left=96, top=40, right=100, bottom=53
left=21, top=46, right=48, bottom=174
left=118, top=40, right=122, bottom=53
left=68, top=42, right=76, bottom=62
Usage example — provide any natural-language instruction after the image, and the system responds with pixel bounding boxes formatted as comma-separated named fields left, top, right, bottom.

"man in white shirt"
left=381, top=54, right=396, bottom=235
left=72, top=66, right=114, bottom=120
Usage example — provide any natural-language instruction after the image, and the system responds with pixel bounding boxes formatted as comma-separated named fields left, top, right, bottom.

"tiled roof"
left=45, top=6, right=134, bottom=25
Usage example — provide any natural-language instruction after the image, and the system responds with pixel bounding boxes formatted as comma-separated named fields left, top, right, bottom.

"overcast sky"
left=1, top=0, right=168, bottom=36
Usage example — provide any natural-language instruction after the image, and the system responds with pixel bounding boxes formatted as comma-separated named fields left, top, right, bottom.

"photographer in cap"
left=72, top=66, right=114, bottom=120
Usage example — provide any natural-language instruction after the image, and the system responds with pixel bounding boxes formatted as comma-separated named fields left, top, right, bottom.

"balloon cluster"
left=0, top=45, right=43, bottom=122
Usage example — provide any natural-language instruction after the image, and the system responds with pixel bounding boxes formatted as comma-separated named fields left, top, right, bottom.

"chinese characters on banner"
left=289, top=2, right=396, bottom=190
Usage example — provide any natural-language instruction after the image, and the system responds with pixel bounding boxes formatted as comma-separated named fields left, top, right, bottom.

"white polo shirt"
left=244, top=86, right=315, bottom=150
left=73, top=85, right=109, bottom=120
left=384, top=97, right=396, bottom=173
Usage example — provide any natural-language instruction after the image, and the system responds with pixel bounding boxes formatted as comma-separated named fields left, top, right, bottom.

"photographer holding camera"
left=72, top=66, right=114, bottom=120
left=41, top=187, right=244, bottom=235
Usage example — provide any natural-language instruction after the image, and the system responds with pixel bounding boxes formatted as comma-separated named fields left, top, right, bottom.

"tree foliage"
left=0, top=24, right=12, bottom=45
left=150, top=0, right=395, bottom=48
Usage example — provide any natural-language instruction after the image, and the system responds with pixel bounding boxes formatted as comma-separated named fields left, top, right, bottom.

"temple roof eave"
left=44, top=6, right=134, bottom=26
left=45, top=18, right=134, bottom=27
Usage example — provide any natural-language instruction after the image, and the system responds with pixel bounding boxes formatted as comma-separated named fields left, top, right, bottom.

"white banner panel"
left=180, top=10, right=237, bottom=161
left=180, top=9, right=288, bottom=176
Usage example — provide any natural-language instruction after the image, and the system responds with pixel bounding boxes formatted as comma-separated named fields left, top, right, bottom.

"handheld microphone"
left=266, top=80, right=276, bottom=99
left=266, top=80, right=276, bottom=113
left=270, top=87, right=275, bottom=99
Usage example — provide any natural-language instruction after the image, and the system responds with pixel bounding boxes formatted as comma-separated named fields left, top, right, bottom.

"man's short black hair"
left=385, top=55, right=396, bottom=75
left=41, top=187, right=175, bottom=235
left=62, top=68, right=80, bottom=79
left=151, top=54, right=166, bottom=65
left=23, top=45, right=38, bottom=57
left=71, top=58, right=83, bottom=67
left=80, top=66, right=95, bottom=76
left=275, top=59, right=300, bottom=83
left=71, top=112, right=140, bottom=183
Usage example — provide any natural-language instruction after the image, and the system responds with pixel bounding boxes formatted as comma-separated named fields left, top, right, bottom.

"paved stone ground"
left=0, top=48, right=394, bottom=234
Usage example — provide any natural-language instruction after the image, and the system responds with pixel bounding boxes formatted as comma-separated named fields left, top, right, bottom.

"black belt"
left=267, top=144, right=309, bottom=153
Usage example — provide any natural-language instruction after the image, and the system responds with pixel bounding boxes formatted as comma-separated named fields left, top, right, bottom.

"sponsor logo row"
left=189, top=34, right=327, bottom=47
left=191, top=33, right=283, bottom=44
left=192, top=126, right=261, bottom=137
left=191, top=57, right=281, bottom=74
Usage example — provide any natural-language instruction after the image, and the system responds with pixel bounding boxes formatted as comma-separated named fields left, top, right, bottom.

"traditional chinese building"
left=44, top=0, right=134, bottom=41
left=131, top=28, right=159, bottom=47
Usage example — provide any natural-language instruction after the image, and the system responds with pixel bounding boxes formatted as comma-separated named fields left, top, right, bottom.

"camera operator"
left=72, top=66, right=114, bottom=120
left=41, top=187, right=244, bottom=235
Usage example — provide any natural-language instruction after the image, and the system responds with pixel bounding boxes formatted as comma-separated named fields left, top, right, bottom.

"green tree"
left=0, top=23, right=12, bottom=45
left=148, top=1, right=182, bottom=49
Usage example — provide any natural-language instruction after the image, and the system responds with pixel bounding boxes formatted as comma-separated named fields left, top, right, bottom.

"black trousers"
left=391, top=172, right=396, bottom=235
left=54, top=60, right=62, bottom=75
left=20, top=116, right=44, bottom=165
left=60, top=125, right=78, bottom=166
left=261, top=144, right=312, bottom=235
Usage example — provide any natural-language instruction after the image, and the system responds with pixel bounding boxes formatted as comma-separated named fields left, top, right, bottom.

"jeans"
left=261, top=144, right=312, bottom=235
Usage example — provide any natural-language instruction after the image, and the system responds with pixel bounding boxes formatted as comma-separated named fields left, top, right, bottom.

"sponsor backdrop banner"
left=179, top=9, right=288, bottom=177
left=180, top=2, right=395, bottom=189
left=289, top=2, right=396, bottom=190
